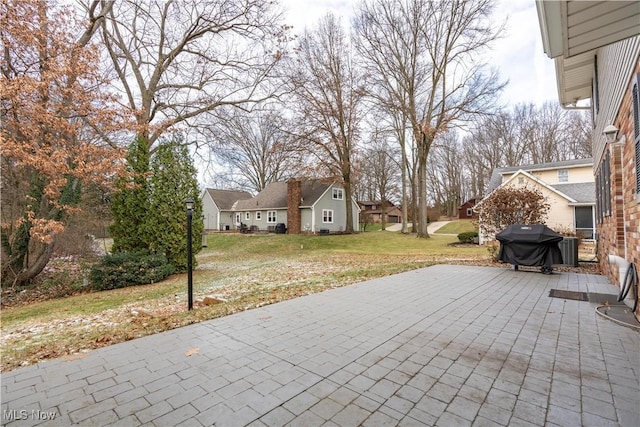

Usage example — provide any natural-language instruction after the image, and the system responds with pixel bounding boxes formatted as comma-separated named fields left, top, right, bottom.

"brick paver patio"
left=1, top=265, right=639, bottom=426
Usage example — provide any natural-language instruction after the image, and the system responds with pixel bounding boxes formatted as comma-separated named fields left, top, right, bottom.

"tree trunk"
left=417, top=141, right=430, bottom=238
left=3, top=238, right=56, bottom=289
left=343, top=172, right=355, bottom=233
left=401, top=158, right=409, bottom=234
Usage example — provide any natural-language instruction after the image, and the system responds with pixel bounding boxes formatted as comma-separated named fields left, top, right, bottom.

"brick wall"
left=287, top=179, right=302, bottom=235
left=598, top=59, right=640, bottom=320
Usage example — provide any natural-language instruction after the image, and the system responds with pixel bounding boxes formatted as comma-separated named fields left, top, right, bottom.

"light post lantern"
left=603, top=124, right=618, bottom=143
left=186, top=198, right=194, bottom=310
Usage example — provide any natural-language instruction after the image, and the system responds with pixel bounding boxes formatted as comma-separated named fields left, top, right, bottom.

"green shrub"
left=457, top=231, right=479, bottom=243
left=89, top=251, right=174, bottom=291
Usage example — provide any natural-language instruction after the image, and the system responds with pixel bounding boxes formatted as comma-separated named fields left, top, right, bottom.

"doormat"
left=549, top=289, right=623, bottom=305
left=549, top=289, right=588, bottom=301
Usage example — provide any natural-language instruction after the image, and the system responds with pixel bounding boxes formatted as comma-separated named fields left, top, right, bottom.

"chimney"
left=287, top=179, right=302, bottom=234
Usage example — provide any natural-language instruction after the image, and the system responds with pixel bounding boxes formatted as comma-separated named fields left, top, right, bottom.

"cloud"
left=281, top=0, right=559, bottom=108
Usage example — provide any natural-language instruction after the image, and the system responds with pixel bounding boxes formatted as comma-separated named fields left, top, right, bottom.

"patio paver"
left=1, top=265, right=639, bottom=426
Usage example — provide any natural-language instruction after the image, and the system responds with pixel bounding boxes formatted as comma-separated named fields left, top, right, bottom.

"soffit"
left=537, top=0, right=640, bottom=106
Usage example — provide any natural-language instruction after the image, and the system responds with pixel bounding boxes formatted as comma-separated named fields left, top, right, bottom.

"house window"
left=332, top=188, right=344, bottom=200
left=518, top=177, right=524, bottom=185
left=267, top=211, right=277, bottom=223
left=322, top=209, right=334, bottom=223
left=633, top=72, right=640, bottom=195
left=466, top=208, right=473, bottom=217
left=245, top=212, right=250, bottom=221
left=575, top=206, right=594, bottom=240
left=256, top=211, right=262, bottom=220
left=235, top=213, right=241, bottom=225
left=596, top=151, right=611, bottom=224
left=557, top=169, right=568, bottom=183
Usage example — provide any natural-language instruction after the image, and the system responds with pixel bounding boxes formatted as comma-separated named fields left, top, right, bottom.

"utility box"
left=559, top=237, right=579, bottom=267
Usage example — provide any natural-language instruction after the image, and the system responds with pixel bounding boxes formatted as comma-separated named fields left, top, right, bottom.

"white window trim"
left=332, top=188, right=344, bottom=200
left=322, top=209, right=334, bottom=223
left=267, top=211, right=277, bottom=223
left=245, top=212, right=250, bottom=221
left=256, top=211, right=262, bottom=220
left=557, top=169, right=568, bottom=183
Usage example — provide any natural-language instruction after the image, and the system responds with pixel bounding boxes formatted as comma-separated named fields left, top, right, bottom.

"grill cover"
left=496, top=224, right=563, bottom=267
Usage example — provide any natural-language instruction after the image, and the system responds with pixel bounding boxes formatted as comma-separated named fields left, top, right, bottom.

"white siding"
left=594, top=36, right=640, bottom=168
left=201, top=191, right=220, bottom=230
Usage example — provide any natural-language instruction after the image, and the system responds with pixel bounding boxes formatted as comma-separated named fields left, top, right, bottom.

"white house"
left=201, top=189, right=252, bottom=231
left=476, top=158, right=595, bottom=243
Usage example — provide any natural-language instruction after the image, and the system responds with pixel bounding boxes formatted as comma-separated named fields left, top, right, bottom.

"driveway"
left=1, top=265, right=639, bottom=426
left=385, top=221, right=452, bottom=234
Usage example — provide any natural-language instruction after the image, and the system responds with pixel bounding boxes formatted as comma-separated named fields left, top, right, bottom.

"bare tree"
left=427, top=131, right=467, bottom=217
left=520, top=101, right=592, bottom=163
left=462, top=102, right=593, bottom=197
left=204, top=106, right=303, bottom=193
left=354, top=0, right=505, bottom=238
left=286, top=13, right=365, bottom=233
left=359, top=131, right=401, bottom=230
left=97, top=0, right=289, bottom=151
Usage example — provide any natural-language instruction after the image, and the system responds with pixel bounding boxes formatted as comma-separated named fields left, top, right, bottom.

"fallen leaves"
left=185, top=347, right=199, bottom=357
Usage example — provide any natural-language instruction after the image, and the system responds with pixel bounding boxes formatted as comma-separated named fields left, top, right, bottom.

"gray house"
left=202, top=178, right=359, bottom=234
left=235, top=178, right=359, bottom=234
left=201, top=189, right=252, bottom=231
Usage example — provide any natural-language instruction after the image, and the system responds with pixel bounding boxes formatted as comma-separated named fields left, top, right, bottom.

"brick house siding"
left=597, top=59, right=640, bottom=318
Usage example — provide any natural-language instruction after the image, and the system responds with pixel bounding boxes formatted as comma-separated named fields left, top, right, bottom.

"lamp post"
left=186, top=198, right=194, bottom=311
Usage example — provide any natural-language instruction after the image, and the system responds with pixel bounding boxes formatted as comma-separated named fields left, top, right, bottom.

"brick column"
left=287, top=179, right=302, bottom=234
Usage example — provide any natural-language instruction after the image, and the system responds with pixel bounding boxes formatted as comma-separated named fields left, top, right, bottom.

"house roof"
left=550, top=182, right=596, bottom=204
left=458, top=198, right=477, bottom=209
left=234, top=178, right=334, bottom=211
left=536, top=0, right=640, bottom=107
left=204, top=189, right=253, bottom=210
left=488, top=158, right=593, bottom=191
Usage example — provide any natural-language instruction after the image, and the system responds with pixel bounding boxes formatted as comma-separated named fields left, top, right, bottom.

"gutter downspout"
left=608, top=255, right=635, bottom=309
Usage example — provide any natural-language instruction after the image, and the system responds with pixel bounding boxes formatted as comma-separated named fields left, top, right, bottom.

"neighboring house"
left=358, top=200, right=402, bottom=224
left=201, top=189, right=252, bottom=231
left=458, top=198, right=478, bottom=220
left=203, top=178, right=359, bottom=234
left=537, top=1, right=640, bottom=319
left=476, top=158, right=595, bottom=244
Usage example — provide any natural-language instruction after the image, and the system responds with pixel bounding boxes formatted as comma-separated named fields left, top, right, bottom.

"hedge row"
left=89, top=251, right=174, bottom=291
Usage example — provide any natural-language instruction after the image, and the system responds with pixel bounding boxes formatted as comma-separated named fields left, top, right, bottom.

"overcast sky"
left=280, top=0, right=558, bottom=109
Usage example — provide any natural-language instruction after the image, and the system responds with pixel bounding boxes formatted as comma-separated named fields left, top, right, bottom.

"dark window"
left=633, top=72, right=640, bottom=194
left=596, top=151, right=611, bottom=224
left=604, top=150, right=611, bottom=217
left=575, top=206, right=594, bottom=239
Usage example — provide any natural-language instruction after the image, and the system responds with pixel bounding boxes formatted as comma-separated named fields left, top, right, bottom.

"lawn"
left=433, top=220, right=478, bottom=235
left=1, top=232, right=489, bottom=372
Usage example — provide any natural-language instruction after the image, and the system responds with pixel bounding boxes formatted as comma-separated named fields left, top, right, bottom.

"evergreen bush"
left=89, top=251, right=174, bottom=291
left=457, top=231, right=479, bottom=243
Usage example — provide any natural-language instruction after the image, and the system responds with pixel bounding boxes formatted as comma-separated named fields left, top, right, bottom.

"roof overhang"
left=536, top=0, right=640, bottom=107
